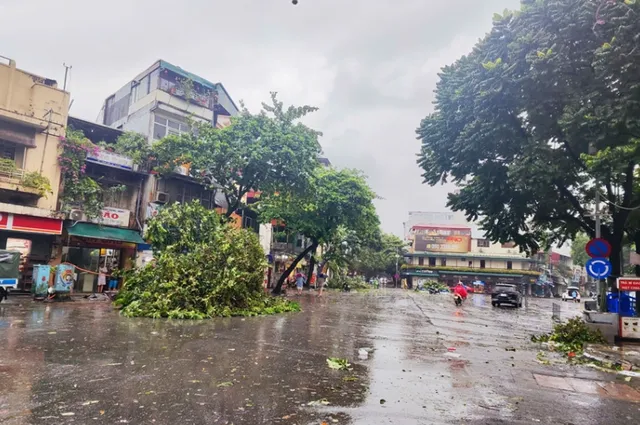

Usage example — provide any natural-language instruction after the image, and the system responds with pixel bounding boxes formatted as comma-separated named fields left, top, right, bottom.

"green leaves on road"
left=326, top=357, right=351, bottom=371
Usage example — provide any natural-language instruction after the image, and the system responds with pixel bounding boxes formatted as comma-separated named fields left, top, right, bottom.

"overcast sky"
left=0, top=0, right=520, bottom=236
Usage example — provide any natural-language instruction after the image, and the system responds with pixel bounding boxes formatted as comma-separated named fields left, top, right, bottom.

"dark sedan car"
left=491, top=284, right=523, bottom=308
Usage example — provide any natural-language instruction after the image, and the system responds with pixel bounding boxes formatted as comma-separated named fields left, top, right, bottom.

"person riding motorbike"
left=453, top=283, right=468, bottom=306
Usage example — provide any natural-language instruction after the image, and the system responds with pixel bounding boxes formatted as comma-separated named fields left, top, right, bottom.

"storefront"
left=62, top=222, right=145, bottom=292
left=0, top=212, right=63, bottom=291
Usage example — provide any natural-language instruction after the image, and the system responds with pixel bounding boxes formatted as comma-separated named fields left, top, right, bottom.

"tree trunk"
left=608, top=240, right=623, bottom=292
left=306, top=249, right=317, bottom=289
left=272, top=241, right=318, bottom=295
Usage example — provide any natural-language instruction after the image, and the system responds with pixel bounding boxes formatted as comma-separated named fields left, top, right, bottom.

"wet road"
left=1, top=290, right=639, bottom=424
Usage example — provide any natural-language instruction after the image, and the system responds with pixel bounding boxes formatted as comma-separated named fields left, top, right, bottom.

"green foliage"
left=21, top=172, right=53, bottom=197
left=570, top=233, right=590, bottom=267
left=59, top=129, right=104, bottom=219
left=260, top=167, right=379, bottom=291
left=0, top=158, right=16, bottom=171
left=111, top=132, right=152, bottom=165
left=531, top=317, right=606, bottom=355
left=416, top=280, right=449, bottom=292
left=416, top=0, right=640, bottom=271
left=114, top=202, right=300, bottom=319
left=152, top=92, right=322, bottom=216
left=326, top=357, right=351, bottom=370
left=261, top=167, right=379, bottom=245
left=326, top=275, right=368, bottom=290
left=352, top=232, right=407, bottom=279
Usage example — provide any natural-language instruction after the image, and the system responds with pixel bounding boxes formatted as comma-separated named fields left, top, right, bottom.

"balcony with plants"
left=0, top=158, right=53, bottom=200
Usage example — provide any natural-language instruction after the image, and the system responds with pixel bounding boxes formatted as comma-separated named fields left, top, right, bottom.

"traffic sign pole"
left=595, top=188, right=605, bottom=312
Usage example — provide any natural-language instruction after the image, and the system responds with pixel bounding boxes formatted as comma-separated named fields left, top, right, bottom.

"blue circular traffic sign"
left=585, top=258, right=612, bottom=279
left=585, top=238, right=611, bottom=258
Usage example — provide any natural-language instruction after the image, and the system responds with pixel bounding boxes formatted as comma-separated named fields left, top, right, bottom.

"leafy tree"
left=570, top=233, right=590, bottom=267
left=114, top=202, right=299, bottom=318
left=417, top=0, right=640, bottom=286
left=352, top=233, right=407, bottom=280
left=152, top=93, right=322, bottom=217
left=260, top=167, right=379, bottom=294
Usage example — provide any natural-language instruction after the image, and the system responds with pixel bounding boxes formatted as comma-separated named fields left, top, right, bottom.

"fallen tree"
left=114, top=201, right=299, bottom=319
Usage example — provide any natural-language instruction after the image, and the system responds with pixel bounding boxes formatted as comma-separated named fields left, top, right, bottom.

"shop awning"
left=65, top=223, right=146, bottom=244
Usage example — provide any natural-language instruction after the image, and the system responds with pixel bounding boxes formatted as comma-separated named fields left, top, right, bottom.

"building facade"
left=97, top=60, right=242, bottom=270
left=402, top=218, right=540, bottom=292
left=98, top=60, right=240, bottom=219
left=0, top=56, right=69, bottom=290
left=58, top=117, right=146, bottom=292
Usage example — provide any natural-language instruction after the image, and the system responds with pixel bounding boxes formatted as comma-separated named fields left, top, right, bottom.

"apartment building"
left=0, top=56, right=69, bottom=289
left=98, top=60, right=239, bottom=219
left=402, top=218, right=540, bottom=292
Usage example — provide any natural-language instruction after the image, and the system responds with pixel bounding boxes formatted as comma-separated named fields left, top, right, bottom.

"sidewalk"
left=584, top=343, right=640, bottom=371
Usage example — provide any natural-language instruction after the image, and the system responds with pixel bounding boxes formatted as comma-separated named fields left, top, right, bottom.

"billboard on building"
left=412, top=226, right=471, bottom=253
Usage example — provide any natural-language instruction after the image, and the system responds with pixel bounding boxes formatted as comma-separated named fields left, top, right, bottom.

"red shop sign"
left=0, top=212, right=62, bottom=235
left=617, top=278, right=640, bottom=291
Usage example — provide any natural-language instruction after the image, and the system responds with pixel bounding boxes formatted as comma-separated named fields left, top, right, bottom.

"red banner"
left=617, top=278, right=640, bottom=291
left=0, top=212, right=62, bottom=235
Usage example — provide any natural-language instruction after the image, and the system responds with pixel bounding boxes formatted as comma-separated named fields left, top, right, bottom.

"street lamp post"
left=395, top=253, right=400, bottom=288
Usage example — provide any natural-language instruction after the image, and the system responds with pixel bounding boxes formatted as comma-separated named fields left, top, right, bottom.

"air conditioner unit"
left=154, top=192, right=169, bottom=204
left=69, top=209, right=84, bottom=221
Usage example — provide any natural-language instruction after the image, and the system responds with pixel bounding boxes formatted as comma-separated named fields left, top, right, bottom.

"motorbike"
left=453, top=293, right=463, bottom=306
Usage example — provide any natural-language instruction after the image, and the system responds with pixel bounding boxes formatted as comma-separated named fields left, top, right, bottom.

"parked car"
left=561, top=287, right=581, bottom=302
left=491, top=284, right=523, bottom=308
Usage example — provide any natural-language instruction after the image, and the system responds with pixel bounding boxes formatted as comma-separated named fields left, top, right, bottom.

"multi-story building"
left=401, top=216, right=540, bottom=292
left=58, top=116, right=146, bottom=292
left=0, top=56, right=69, bottom=290
left=99, top=60, right=239, bottom=138
left=98, top=60, right=240, bottom=221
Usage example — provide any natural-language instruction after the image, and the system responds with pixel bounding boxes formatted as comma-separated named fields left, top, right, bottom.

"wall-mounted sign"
left=88, top=207, right=131, bottom=228
left=412, top=226, right=472, bottom=253
left=87, top=148, right=134, bottom=171
left=0, top=213, right=63, bottom=234
left=617, top=277, right=640, bottom=291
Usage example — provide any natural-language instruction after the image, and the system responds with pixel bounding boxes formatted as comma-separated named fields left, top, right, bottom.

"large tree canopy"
left=417, top=0, right=640, bottom=278
left=352, top=233, right=407, bottom=280
left=153, top=92, right=321, bottom=216
left=260, top=167, right=380, bottom=293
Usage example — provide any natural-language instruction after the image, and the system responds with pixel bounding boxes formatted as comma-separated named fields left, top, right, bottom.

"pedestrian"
left=97, top=265, right=107, bottom=293
left=295, top=271, right=306, bottom=295
left=317, top=273, right=326, bottom=297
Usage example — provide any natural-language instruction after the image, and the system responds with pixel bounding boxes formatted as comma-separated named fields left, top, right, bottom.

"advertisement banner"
left=54, top=264, right=75, bottom=293
left=88, top=207, right=131, bottom=228
left=87, top=148, right=134, bottom=170
left=0, top=213, right=62, bottom=234
left=413, top=226, right=471, bottom=253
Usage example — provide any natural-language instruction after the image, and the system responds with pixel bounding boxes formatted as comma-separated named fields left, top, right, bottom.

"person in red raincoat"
left=453, top=282, right=468, bottom=300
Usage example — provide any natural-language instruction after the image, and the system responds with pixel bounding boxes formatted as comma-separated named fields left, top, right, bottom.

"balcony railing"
left=0, top=164, right=25, bottom=180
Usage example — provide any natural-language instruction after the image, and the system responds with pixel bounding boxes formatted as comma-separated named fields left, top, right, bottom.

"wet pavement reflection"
left=0, top=291, right=638, bottom=424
